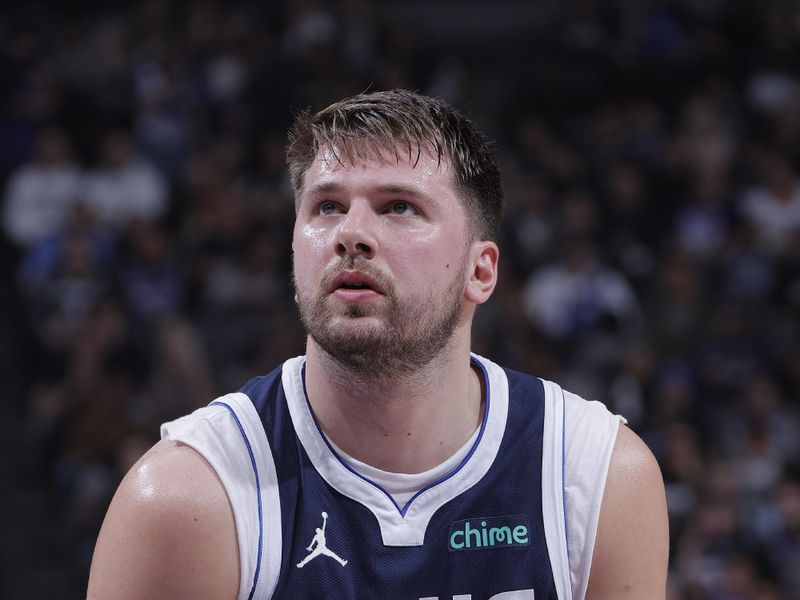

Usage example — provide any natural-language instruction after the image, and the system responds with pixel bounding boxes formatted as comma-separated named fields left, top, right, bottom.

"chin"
left=327, top=316, right=388, bottom=339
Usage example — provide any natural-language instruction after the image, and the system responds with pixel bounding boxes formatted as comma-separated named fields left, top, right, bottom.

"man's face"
left=292, top=146, right=473, bottom=377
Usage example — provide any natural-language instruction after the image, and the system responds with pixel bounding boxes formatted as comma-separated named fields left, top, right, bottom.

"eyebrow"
left=375, top=184, right=423, bottom=197
left=304, top=182, right=343, bottom=196
left=304, top=182, right=427, bottom=199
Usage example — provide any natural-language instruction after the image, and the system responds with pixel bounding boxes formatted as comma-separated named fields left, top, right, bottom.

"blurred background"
left=1, top=0, right=799, bottom=598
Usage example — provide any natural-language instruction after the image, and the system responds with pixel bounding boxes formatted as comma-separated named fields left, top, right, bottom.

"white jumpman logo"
left=296, top=511, right=348, bottom=568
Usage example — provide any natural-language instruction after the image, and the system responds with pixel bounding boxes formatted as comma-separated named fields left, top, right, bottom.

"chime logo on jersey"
left=448, top=515, right=530, bottom=551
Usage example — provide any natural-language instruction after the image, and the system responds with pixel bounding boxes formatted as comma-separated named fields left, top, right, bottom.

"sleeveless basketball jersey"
left=161, top=354, right=623, bottom=600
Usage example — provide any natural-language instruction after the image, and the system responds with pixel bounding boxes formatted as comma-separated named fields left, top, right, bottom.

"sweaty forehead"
left=303, top=142, right=454, bottom=192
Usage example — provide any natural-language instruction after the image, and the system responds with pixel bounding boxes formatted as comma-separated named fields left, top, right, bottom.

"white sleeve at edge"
left=563, top=391, right=625, bottom=600
left=160, top=393, right=282, bottom=600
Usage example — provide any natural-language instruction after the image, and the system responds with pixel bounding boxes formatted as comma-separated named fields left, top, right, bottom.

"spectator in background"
left=3, top=128, right=82, bottom=247
left=118, top=219, right=185, bottom=326
left=720, top=375, right=800, bottom=500
left=523, top=237, right=642, bottom=342
left=18, top=210, right=115, bottom=364
left=754, top=479, right=800, bottom=595
left=645, top=249, right=706, bottom=359
left=673, top=167, right=732, bottom=262
left=82, top=129, right=168, bottom=229
left=501, top=172, right=556, bottom=279
left=739, top=150, right=800, bottom=257
left=601, top=161, right=663, bottom=284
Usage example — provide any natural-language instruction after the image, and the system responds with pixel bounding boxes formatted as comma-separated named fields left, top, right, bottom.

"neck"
left=303, top=330, right=484, bottom=473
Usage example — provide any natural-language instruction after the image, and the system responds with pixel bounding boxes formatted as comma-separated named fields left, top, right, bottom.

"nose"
left=334, top=201, right=377, bottom=259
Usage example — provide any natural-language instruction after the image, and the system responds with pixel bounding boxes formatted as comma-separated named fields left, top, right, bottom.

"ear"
left=464, top=241, right=499, bottom=305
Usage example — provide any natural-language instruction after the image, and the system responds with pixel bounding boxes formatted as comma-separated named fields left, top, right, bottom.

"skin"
left=585, top=425, right=669, bottom=599
left=87, top=439, right=240, bottom=599
left=294, top=147, right=495, bottom=472
left=87, top=147, right=668, bottom=599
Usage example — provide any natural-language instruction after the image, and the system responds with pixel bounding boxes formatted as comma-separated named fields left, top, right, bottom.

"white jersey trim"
left=160, top=392, right=283, bottom=600
left=541, top=380, right=572, bottom=600
left=281, top=353, right=509, bottom=547
left=541, top=380, right=625, bottom=600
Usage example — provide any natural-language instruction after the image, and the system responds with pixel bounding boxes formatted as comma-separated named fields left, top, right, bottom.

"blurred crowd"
left=1, top=0, right=799, bottom=598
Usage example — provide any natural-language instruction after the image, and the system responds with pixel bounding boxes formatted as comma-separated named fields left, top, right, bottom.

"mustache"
left=320, top=256, right=394, bottom=297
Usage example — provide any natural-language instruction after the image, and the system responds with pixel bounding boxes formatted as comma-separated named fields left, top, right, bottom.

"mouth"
left=328, top=270, right=385, bottom=296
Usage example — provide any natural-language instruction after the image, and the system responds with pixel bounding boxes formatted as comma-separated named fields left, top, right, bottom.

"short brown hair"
left=286, top=89, right=503, bottom=241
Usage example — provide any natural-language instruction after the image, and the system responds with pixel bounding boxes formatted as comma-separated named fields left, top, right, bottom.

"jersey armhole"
left=161, top=393, right=283, bottom=600
left=561, top=388, right=624, bottom=600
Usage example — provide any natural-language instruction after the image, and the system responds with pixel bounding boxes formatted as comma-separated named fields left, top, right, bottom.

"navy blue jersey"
left=162, top=354, right=622, bottom=599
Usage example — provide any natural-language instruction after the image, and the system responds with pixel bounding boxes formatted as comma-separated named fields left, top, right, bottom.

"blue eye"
left=319, top=201, right=338, bottom=215
left=389, top=201, right=413, bottom=215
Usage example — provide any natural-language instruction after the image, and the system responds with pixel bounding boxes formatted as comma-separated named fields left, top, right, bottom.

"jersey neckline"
left=281, top=353, right=510, bottom=547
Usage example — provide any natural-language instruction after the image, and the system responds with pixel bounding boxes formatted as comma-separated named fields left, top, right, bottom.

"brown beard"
left=294, top=254, right=467, bottom=378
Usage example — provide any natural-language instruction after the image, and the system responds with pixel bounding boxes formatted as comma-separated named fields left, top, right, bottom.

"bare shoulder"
left=87, top=439, right=239, bottom=600
left=586, top=425, right=669, bottom=600
left=605, top=425, right=665, bottom=494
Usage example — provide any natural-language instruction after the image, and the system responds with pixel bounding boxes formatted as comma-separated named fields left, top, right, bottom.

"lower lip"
left=332, top=288, right=382, bottom=303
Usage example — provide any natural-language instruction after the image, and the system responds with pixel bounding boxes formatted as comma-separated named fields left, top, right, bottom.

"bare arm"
left=87, top=439, right=240, bottom=600
left=585, top=425, right=669, bottom=599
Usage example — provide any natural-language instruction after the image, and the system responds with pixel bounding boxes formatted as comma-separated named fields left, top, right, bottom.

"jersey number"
left=420, top=590, right=534, bottom=600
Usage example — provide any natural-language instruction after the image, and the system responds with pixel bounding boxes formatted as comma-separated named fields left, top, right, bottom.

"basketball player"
left=88, top=90, right=668, bottom=599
